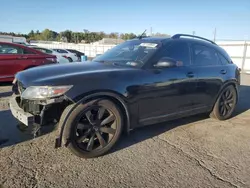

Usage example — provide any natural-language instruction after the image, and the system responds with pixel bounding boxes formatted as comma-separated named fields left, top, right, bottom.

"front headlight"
left=21, top=85, right=73, bottom=100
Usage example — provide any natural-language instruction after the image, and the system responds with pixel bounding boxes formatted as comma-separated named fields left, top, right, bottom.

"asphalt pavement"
left=0, top=75, right=250, bottom=188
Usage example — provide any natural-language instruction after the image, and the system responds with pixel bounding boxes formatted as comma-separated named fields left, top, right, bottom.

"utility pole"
left=213, top=28, right=217, bottom=42
left=150, top=27, right=152, bottom=36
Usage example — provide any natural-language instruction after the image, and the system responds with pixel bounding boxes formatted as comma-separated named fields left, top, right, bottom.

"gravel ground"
left=0, top=75, right=250, bottom=188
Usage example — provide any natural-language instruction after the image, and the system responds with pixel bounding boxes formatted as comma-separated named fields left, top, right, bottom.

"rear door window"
left=192, top=44, right=220, bottom=66
left=0, top=44, right=35, bottom=55
left=23, top=49, right=36, bottom=54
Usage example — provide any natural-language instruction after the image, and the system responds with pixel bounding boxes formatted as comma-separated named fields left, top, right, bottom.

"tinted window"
left=54, top=49, right=68, bottom=53
left=35, top=48, right=52, bottom=54
left=23, top=49, right=36, bottom=54
left=67, top=49, right=75, bottom=53
left=93, top=40, right=160, bottom=67
left=154, top=42, right=190, bottom=66
left=218, top=53, right=230, bottom=65
left=192, top=44, right=220, bottom=66
left=0, top=44, right=35, bottom=54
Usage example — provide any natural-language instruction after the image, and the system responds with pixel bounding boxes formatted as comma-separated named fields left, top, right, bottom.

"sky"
left=0, top=0, right=250, bottom=40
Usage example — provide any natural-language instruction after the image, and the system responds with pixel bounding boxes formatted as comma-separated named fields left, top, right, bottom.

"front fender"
left=55, top=91, right=131, bottom=148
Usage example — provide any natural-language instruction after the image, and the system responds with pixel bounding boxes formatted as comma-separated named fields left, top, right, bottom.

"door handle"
left=186, top=72, right=194, bottom=78
left=17, top=56, right=28, bottom=59
left=220, top=70, right=227, bottom=74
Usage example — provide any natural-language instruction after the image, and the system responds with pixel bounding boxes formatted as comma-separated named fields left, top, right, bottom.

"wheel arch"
left=55, top=91, right=131, bottom=148
left=221, top=80, right=239, bottom=102
left=212, top=80, right=239, bottom=108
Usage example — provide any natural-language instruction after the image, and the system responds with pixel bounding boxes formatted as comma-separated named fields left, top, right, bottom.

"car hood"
left=16, top=61, right=137, bottom=87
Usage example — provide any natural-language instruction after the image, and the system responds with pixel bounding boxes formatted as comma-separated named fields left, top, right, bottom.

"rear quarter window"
left=218, top=53, right=230, bottom=65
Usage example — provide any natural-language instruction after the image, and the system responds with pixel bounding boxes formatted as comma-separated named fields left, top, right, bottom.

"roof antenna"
left=138, top=29, right=147, bottom=39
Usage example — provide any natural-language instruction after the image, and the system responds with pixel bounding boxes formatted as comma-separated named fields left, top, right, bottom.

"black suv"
left=10, top=34, right=240, bottom=158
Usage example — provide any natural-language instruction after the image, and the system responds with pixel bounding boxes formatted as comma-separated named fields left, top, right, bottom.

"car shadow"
left=0, top=82, right=12, bottom=86
left=1, top=85, right=250, bottom=154
left=0, top=91, right=12, bottom=98
left=0, top=82, right=12, bottom=98
left=232, top=85, right=250, bottom=116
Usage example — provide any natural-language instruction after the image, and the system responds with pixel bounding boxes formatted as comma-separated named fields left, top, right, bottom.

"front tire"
left=62, top=99, right=123, bottom=158
left=210, top=85, right=237, bottom=120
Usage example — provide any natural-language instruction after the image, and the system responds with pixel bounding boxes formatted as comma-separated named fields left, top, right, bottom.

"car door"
left=12, top=46, right=43, bottom=72
left=190, top=43, right=226, bottom=108
left=137, top=41, right=198, bottom=125
left=0, top=43, right=23, bottom=80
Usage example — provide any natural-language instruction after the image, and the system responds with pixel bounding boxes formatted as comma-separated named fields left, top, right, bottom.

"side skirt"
left=139, top=106, right=211, bottom=126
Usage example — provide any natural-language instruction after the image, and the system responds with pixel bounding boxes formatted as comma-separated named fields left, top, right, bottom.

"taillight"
left=46, top=57, right=57, bottom=63
left=63, top=55, right=68, bottom=59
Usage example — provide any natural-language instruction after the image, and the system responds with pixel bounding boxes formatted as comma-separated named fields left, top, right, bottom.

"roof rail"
left=172, top=34, right=217, bottom=45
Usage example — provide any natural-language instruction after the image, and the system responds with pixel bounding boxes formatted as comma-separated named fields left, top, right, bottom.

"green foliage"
left=120, top=33, right=137, bottom=40
left=0, top=29, right=169, bottom=43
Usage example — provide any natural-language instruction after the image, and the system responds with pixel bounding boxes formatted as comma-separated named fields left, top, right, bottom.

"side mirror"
left=154, top=57, right=177, bottom=68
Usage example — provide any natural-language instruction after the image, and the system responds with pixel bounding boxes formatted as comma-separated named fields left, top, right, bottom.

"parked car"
left=10, top=34, right=240, bottom=158
left=31, top=47, right=70, bottom=64
left=52, top=49, right=78, bottom=62
left=0, top=42, right=57, bottom=82
left=66, top=49, right=85, bottom=60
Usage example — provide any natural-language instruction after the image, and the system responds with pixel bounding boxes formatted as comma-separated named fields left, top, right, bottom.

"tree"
left=121, top=33, right=137, bottom=40
left=109, top=32, right=118, bottom=39
left=0, top=29, right=140, bottom=43
left=60, top=30, right=72, bottom=42
left=40, top=29, right=53, bottom=40
left=152, top=32, right=170, bottom=37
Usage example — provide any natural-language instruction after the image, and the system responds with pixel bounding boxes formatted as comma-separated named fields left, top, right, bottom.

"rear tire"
left=61, top=99, right=123, bottom=158
left=210, top=85, right=237, bottom=120
left=67, top=57, right=73, bottom=62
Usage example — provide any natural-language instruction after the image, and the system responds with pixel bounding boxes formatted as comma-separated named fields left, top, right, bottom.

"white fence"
left=32, top=42, right=115, bottom=58
left=32, top=41, right=250, bottom=72
left=217, top=41, right=250, bottom=72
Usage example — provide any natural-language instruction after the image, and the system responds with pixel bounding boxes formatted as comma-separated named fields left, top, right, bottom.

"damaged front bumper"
left=9, top=96, right=35, bottom=126
left=9, top=95, right=70, bottom=127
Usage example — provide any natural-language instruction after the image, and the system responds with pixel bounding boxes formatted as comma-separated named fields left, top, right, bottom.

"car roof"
left=130, top=35, right=230, bottom=60
left=0, top=41, right=28, bottom=48
left=130, top=37, right=170, bottom=43
left=131, top=36, right=216, bottom=46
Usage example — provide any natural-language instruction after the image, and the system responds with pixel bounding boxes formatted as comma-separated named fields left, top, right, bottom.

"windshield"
left=93, top=40, right=160, bottom=67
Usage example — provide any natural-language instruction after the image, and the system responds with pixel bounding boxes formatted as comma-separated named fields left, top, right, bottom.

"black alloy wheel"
left=219, top=87, right=235, bottom=117
left=62, top=99, right=123, bottom=158
left=210, top=85, right=237, bottom=120
left=75, top=105, right=117, bottom=151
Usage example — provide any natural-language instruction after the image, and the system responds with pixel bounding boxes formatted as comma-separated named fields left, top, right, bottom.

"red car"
left=0, top=42, right=57, bottom=82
